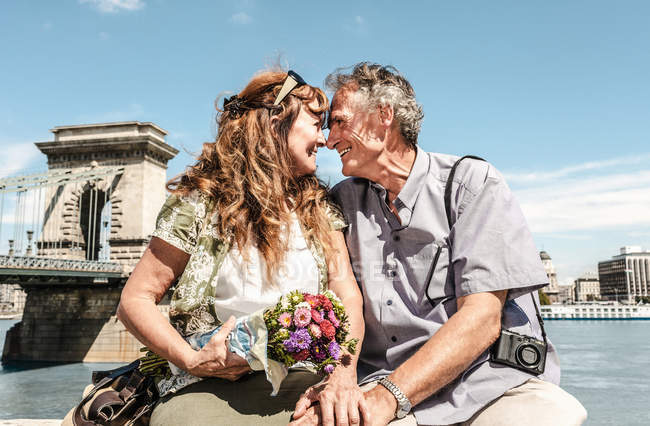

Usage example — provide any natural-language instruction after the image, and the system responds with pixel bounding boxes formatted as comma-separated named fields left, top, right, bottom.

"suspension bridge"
left=1, top=121, right=178, bottom=363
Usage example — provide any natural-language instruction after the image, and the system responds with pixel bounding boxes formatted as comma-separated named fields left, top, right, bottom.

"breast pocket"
left=423, top=245, right=454, bottom=308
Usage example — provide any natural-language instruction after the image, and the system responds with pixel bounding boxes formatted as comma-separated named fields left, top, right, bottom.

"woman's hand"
left=182, top=316, right=252, bottom=380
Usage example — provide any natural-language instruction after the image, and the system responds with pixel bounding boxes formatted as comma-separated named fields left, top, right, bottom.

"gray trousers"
left=150, top=370, right=321, bottom=426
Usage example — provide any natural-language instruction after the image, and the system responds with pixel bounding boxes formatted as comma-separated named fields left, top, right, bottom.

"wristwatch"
left=378, top=377, right=412, bottom=419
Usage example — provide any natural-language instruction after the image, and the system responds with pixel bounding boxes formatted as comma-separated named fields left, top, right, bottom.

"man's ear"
left=377, top=104, right=394, bottom=128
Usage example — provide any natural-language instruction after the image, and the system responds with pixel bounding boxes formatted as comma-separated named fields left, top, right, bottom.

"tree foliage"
left=538, top=290, right=551, bottom=305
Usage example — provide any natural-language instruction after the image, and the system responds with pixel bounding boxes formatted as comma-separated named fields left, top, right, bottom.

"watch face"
left=396, top=402, right=412, bottom=418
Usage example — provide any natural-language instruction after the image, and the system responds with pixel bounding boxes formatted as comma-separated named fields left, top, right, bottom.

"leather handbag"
left=72, top=360, right=159, bottom=426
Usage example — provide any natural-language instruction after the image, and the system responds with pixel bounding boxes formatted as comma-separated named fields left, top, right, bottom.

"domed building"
left=539, top=251, right=560, bottom=303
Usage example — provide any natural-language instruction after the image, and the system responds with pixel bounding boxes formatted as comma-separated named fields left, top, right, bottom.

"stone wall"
left=2, top=285, right=167, bottom=363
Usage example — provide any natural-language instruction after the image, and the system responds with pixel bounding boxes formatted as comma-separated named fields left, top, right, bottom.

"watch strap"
left=378, top=377, right=412, bottom=419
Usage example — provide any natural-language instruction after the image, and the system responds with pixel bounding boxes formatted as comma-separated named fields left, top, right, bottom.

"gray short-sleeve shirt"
left=330, top=147, right=560, bottom=425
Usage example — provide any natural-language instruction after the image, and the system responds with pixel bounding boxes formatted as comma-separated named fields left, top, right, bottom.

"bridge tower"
left=35, top=121, right=179, bottom=272
left=1, top=122, right=178, bottom=363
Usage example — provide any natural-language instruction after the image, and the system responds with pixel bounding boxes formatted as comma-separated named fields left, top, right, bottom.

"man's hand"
left=182, top=316, right=251, bottom=380
left=291, top=368, right=368, bottom=426
left=361, top=384, right=398, bottom=426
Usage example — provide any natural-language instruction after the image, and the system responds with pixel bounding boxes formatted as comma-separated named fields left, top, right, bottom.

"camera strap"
left=443, top=155, right=548, bottom=345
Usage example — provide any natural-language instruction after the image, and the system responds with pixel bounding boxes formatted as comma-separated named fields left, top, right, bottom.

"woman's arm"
left=292, top=230, right=368, bottom=426
left=117, top=236, right=249, bottom=379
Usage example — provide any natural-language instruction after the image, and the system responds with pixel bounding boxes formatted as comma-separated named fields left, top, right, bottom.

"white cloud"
left=230, top=12, right=252, bottom=25
left=512, top=168, right=650, bottom=233
left=79, top=0, right=145, bottom=13
left=0, top=143, right=44, bottom=180
left=504, top=153, right=650, bottom=184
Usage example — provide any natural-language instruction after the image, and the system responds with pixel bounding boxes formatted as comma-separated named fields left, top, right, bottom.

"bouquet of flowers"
left=264, top=289, right=358, bottom=375
left=150, top=289, right=357, bottom=397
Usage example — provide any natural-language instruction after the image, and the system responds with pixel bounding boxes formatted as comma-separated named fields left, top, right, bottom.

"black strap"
left=443, top=155, right=547, bottom=344
left=444, top=155, right=485, bottom=229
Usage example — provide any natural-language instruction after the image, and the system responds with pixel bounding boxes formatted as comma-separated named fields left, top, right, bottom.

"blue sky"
left=1, top=0, right=649, bottom=285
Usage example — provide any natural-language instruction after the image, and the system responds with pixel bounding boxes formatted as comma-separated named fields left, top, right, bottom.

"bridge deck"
left=0, top=255, right=124, bottom=279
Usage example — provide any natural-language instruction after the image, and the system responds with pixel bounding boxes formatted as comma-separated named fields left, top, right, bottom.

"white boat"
left=540, top=303, right=650, bottom=320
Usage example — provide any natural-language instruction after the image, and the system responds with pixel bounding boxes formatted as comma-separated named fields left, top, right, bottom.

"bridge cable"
left=102, top=184, right=108, bottom=260
left=30, top=188, right=37, bottom=255
left=13, top=191, right=21, bottom=253
left=76, top=185, right=82, bottom=254
left=36, top=186, right=43, bottom=256
left=0, top=191, right=4, bottom=252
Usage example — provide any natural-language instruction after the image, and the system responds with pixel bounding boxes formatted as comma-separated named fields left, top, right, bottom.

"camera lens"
left=516, top=344, right=540, bottom=367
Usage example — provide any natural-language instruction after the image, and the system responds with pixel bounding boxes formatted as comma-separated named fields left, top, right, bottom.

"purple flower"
left=311, top=341, right=328, bottom=361
left=328, top=341, right=341, bottom=360
left=324, top=364, right=335, bottom=374
left=283, top=328, right=312, bottom=352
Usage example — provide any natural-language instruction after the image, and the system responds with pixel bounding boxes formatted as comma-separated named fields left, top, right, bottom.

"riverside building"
left=540, top=251, right=560, bottom=303
left=574, top=272, right=600, bottom=302
left=598, top=246, right=650, bottom=303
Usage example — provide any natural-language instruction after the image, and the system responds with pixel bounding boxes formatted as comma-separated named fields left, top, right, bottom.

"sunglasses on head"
left=273, top=70, right=307, bottom=106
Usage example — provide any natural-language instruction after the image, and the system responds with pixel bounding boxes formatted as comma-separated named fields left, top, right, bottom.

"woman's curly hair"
left=167, top=70, right=334, bottom=285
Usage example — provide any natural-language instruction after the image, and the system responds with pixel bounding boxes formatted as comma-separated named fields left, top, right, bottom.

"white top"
left=211, top=214, right=320, bottom=320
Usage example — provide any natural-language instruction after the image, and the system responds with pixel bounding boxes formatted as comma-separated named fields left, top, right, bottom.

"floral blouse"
left=151, top=191, right=346, bottom=337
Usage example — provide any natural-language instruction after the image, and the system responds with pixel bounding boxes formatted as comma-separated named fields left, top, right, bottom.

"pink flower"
left=294, top=307, right=312, bottom=327
left=311, top=309, right=324, bottom=323
left=304, top=294, right=319, bottom=308
left=279, top=312, right=292, bottom=328
left=320, top=319, right=336, bottom=340
left=318, top=295, right=333, bottom=311
left=309, top=323, right=322, bottom=339
left=327, top=310, right=340, bottom=328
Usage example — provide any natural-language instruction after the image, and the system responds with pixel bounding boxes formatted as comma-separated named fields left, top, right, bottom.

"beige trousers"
left=362, top=378, right=587, bottom=426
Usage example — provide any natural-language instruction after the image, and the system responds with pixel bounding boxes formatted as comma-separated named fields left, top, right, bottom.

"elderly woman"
left=116, top=70, right=366, bottom=425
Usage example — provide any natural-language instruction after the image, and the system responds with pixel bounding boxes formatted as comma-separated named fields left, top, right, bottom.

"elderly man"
left=293, top=63, right=586, bottom=426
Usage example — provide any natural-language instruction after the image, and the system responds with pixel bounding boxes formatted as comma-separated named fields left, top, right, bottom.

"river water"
left=1, top=319, right=649, bottom=424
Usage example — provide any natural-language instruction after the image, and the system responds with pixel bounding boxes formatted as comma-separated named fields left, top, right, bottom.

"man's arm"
left=364, top=290, right=507, bottom=425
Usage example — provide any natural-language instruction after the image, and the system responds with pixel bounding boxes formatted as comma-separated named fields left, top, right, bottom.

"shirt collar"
left=395, top=145, right=429, bottom=213
left=369, top=146, right=429, bottom=227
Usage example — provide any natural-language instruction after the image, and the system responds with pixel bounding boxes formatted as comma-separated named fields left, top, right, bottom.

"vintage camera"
left=490, top=329, right=547, bottom=376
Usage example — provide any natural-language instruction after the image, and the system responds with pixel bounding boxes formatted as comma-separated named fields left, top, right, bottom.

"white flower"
left=324, top=290, right=341, bottom=302
left=296, top=302, right=311, bottom=310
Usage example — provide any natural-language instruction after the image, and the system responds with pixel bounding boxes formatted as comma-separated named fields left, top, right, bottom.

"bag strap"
left=443, top=155, right=547, bottom=344
left=73, top=375, right=114, bottom=426
left=73, top=360, right=141, bottom=426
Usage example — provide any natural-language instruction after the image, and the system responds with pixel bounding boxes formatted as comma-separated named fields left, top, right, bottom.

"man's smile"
left=339, top=147, right=351, bottom=158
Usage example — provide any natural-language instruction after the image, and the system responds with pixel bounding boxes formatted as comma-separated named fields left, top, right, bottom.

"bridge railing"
left=0, top=255, right=123, bottom=273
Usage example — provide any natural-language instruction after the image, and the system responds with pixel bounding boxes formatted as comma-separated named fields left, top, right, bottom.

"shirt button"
left=391, top=336, right=397, bottom=342
left=387, top=299, right=393, bottom=306
left=393, top=235, right=400, bottom=242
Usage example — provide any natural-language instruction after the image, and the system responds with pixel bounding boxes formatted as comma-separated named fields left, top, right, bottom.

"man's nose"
left=325, top=129, right=337, bottom=150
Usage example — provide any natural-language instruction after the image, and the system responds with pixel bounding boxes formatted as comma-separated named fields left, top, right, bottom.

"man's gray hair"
left=325, top=62, right=424, bottom=148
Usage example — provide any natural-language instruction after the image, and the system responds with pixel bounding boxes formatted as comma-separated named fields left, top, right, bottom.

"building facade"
left=558, top=284, right=575, bottom=304
left=540, top=251, right=560, bottom=303
left=598, top=246, right=650, bottom=303
left=574, top=272, right=600, bottom=302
